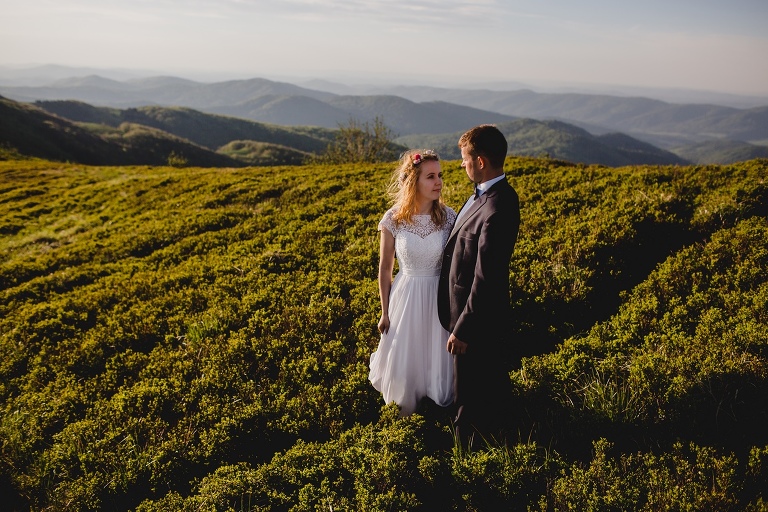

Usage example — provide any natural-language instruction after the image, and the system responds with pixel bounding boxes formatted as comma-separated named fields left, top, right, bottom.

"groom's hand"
left=447, top=334, right=468, bottom=355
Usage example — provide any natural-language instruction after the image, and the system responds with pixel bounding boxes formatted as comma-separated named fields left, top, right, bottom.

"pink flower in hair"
left=412, top=153, right=422, bottom=166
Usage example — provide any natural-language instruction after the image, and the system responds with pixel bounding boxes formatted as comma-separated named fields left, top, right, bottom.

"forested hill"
left=3, top=73, right=767, bottom=165
left=33, top=99, right=336, bottom=154
left=0, top=96, right=336, bottom=167
left=2, top=95, right=687, bottom=167
left=0, top=95, right=242, bottom=167
left=397, top=118, right=686, bottom=167
left=1, top=155, right=767, bottom=510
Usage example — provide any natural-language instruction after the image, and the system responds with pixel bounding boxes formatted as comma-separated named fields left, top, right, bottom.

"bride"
left=369, top=149, right=456, bottom=415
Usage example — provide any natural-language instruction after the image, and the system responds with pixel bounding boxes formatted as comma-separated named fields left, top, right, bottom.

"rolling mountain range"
left=0, top=96, right=335, bottom=167
left=672, top=139, right=768, bottom=165
left=2, top=70, right=767, bottom=167
left=0, top=96, right=240, bottom=167
left=32, top=99, right=335, bottom=153
left=353, top=85, right=768, bottom=149
left=208, top=95, right=518, bottom=136
left=0, top=75, right=333, bottom=109
left=1, top=95, right=688, bottom=167
left=2, top=74, right=767, bottom=156
left=398, top=119, right=686, bottom=167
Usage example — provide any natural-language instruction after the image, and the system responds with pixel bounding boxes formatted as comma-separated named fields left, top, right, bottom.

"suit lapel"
left=448, top=178, right=509, bottom=240
left=449, top=193, right=487, bottom=239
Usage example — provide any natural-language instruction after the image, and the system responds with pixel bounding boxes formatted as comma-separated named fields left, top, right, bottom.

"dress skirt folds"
left=369, top=208, right=456, bottom=415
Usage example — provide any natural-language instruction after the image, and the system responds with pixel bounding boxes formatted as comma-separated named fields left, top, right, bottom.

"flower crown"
left=400, top=149, right=438, bottom=182
left=411, top=149, right=438, bottom=166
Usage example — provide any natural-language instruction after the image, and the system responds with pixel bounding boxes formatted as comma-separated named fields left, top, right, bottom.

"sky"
left=2, top=0, right=768, bottom=96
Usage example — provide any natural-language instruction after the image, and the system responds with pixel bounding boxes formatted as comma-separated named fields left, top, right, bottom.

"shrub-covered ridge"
left=1, top=157, right=767, bottom=510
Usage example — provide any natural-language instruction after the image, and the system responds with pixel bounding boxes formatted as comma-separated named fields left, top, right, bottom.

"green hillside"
left=673, top=139, right=768, bottom=165
left=6, top=75, right=768, bottom=153
left=19, top=97, right=696, bottom=168
left=0, top=95, right=126, bottom=165
left=397, top=118, right=686, bottom=166
left=324, top=96, right=517, bottom=134
left=34, top=100, right=336, bottom=154
left=217, top=140, right=312, bottom=166
left=208, top=94, right=519, bottom=134
left=209, top=94, right=354, bottom=129
left=0, top=96, right=243, bottom=167
left=410, top=89, right=768, bottom=147
left=1, top=97, right=339, bottom=167
left=1, top=156, right=767, bottom=510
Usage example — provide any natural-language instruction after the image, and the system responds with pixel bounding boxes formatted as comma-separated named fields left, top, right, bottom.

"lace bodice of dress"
left=379, top=208, right=456, bottom=274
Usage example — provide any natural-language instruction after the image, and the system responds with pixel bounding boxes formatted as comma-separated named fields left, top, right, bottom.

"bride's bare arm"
left=377, top=226, right=395, bottom=334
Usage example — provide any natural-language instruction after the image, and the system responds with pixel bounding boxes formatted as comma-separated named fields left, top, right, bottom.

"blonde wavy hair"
left=387, top=149, right=448, bottom=227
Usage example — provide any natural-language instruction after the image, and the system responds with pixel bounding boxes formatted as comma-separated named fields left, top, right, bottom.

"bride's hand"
left=378, top=315, right=390, bottom=334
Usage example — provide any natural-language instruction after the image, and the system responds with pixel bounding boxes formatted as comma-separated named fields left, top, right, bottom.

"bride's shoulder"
left=380, top=207, right=398, bottom=224
left=379, top=207, right=399, bottom=233
left=445, top=205, right=457, bottom=219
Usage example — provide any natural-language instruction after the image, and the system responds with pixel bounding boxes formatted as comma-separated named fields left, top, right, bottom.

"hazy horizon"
left=2, top=0, right=768, bottom=97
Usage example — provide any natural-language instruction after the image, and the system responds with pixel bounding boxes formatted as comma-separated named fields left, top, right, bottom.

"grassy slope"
left=1, top=157, right=767, bottom=510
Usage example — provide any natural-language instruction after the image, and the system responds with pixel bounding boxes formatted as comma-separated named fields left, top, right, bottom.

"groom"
left=438, top=124, right=520, bottom=445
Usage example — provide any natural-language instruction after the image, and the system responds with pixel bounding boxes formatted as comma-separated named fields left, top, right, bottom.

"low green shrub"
left=1, top=157, right=766, bottom=509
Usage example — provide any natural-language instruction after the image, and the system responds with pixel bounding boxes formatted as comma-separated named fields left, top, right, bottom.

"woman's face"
left=414, top=159, right=443, bottom=203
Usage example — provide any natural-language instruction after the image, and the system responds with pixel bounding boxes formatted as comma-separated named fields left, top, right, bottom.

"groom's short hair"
left=458, top=124, right=508, bottom=169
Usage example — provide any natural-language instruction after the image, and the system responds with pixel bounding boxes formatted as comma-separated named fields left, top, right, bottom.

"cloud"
left=3, top=0, right=767, bottom=95
left=210, top=0, right=510, bottom=27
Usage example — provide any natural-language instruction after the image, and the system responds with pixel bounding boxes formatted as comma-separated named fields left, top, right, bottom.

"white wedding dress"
left=369, top=207, right=457, bottom=415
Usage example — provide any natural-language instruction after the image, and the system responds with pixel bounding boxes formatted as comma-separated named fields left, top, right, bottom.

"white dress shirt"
left=454, top=174, right=506, bottom=226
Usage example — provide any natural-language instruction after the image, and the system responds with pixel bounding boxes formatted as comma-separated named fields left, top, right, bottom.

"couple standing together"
left=369, top=124, right=520, bottom=444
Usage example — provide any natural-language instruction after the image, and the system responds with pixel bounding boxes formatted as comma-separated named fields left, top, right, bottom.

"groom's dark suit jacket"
left=438, top=176, right=520, bottom=426
left=438, top=177, right=520, bottom=348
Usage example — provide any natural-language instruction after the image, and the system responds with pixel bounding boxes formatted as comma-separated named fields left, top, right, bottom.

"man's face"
left=460, top=145, right=481, bottom=184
